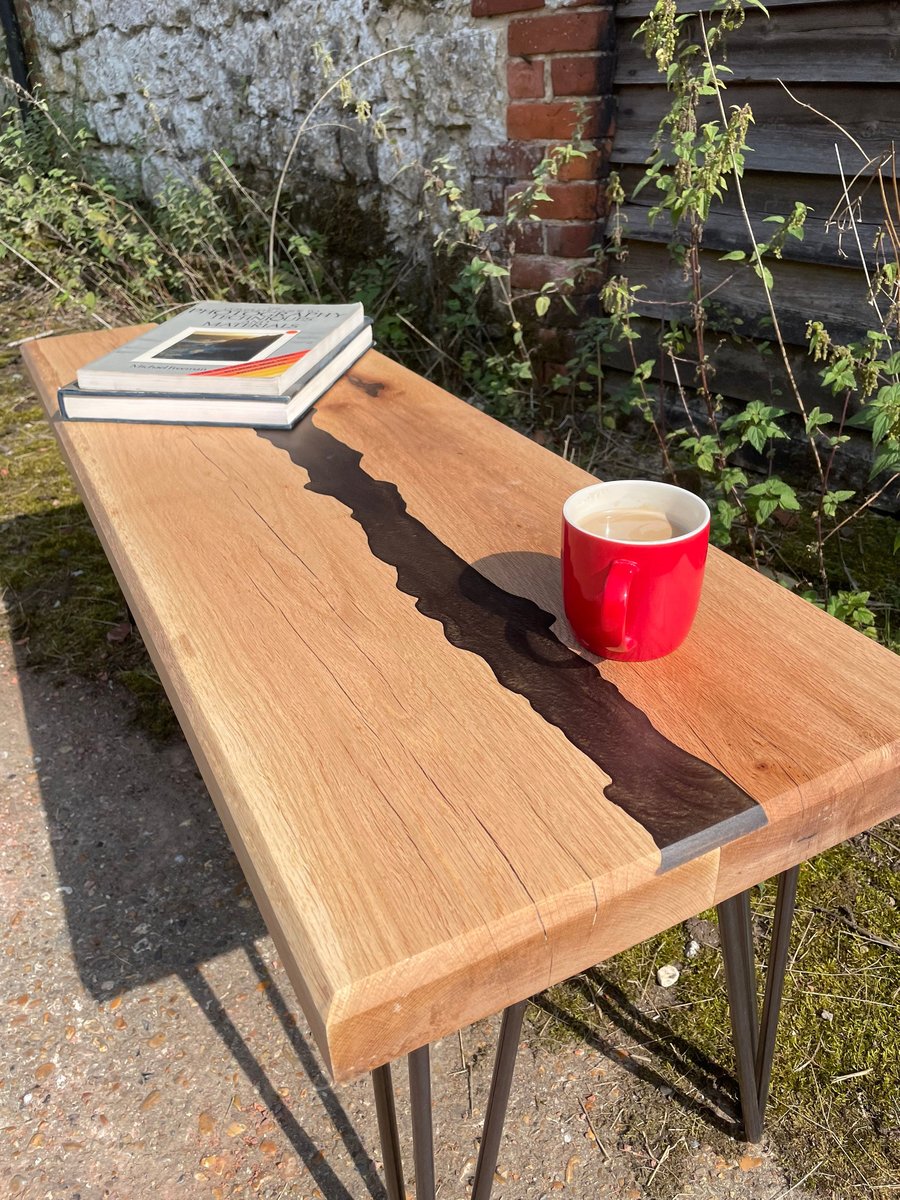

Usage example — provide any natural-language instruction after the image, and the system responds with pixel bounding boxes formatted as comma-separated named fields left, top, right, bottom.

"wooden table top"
left=23, top=327, right=900, bottom=1082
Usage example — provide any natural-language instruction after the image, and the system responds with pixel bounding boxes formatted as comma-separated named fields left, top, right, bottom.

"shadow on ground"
left=8, top=639, right=387, bottom=1200
left=532, top=973, right=742, bottom=1139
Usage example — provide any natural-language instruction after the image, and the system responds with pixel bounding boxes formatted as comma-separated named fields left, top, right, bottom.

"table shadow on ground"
left=8, top=645, right=387, bottom=1200
left=532, top=970, right=742, bottom=1139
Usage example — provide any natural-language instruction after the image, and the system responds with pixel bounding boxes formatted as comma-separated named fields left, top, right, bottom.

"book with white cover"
left=59, top=323, right=373, bottom=428
left=75, top=301, right=365, bottom=397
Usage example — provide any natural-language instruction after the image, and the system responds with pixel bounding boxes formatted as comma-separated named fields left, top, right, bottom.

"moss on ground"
left=0, top=284, right=177, bottom=737
left=768, top=502, right=900, bottom=646
left=534, top=831, right=900, bottom=1197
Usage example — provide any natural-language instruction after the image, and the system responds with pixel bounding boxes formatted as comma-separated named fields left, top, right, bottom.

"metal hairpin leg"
left=371, top=1047, right=436, bottom=1200
left=372, top=1063, right=405, bottom=1200
left=717, top=865, right=800, bottom=1142
left=371, top=1006, right=525, bottom=1200
left=409, top=1045, right=436, bottom=1200
left=471, top=1001, right=528, bottom=1200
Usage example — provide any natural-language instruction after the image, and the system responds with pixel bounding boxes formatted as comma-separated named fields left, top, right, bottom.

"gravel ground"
left=0, top=629, right=817, bottom=1200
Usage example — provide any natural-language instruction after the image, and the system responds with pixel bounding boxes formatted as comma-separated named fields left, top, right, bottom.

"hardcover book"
left=75, top=301, right=366, bottom=397
left=59, top=322, right=373, bottom=429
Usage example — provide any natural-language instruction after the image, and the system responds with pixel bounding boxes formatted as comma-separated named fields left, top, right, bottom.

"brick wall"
left=470, top=0, right=616, bottom=290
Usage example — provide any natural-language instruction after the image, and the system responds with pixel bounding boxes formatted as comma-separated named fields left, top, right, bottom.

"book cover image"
left=136, top=326, right=303, bottom=379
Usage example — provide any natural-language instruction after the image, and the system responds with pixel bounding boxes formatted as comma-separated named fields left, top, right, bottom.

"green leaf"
left=846, top=407, right=876, bottom=430
left=745, top=478, right=800, bottom=518
left=17, top=173, right=34, bottom=194
left=480, top=261, right=510, bottom=278
left=804, top=406, right=833, bottom=434
left=872, top=409, right=893, bottom=446
left=773, top=480, right=800, bottom=509
left=821, top=489, right=855, bottom=518
left=535, top=294, right=550, bottom=317
left=825, top=590, right=877, bottom=636
left=719, top=250, right=746, bottom=262
left=870, top=446, right=900, bottom=478
left=711, top=498, right=741, bottom=544
left=635, top=359, right=655, bottom=381
left=894, top=529, right=900, bottom=555
left=719, top=468, right=748, bottom=490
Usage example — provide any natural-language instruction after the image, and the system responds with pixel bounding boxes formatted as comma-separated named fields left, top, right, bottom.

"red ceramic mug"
left=561, top=480, right=710, bottom=662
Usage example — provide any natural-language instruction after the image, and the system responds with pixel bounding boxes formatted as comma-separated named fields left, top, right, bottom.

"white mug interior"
left=563, top=480, right=710, bottom=545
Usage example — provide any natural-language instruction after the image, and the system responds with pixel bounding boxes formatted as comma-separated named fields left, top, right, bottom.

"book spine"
left=57, top=387, right=68, bottom=419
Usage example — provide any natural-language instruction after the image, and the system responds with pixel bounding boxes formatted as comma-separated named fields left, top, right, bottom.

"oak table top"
left=22, top=327, right=900, bottom=1083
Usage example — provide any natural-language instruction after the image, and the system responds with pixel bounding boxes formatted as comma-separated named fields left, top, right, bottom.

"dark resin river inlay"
left=260, top=417, right=765, bottom=870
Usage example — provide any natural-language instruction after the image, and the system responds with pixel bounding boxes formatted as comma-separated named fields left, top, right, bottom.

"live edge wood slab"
left=23, top=327, right=900, bottom=1083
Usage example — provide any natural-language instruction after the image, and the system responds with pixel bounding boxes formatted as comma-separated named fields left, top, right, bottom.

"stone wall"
left=17, top=0, right=615, bottom=279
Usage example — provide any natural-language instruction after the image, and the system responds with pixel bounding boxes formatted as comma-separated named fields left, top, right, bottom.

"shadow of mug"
left=468, top=549, right=602, bottom=665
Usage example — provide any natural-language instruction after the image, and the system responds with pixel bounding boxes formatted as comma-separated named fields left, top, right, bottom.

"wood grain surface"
left=22, top=328, right=900, bottom=1081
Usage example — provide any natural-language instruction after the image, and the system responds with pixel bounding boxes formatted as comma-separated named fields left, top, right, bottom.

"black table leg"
left=471, top=1000, right=528, bottom=1200
left=718, top=865, right=800, bottom=1142
left=372, top=1062, right=405, bottom=1200
left=370, top=1002, right=527, bottom=1200
left=370, top=870, right=797, bottom=1197
left=369, top=1044, right=437, bottom=1200
left=409, top=1044, right=436, bottom=1200
left=756, top=864, right=800, bottom=1117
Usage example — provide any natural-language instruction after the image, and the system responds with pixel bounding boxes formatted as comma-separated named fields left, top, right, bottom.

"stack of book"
left=58, top=301, right=373, bottom=429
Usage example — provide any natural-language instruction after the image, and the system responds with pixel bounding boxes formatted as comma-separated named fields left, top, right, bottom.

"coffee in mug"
left=561, top=480, right=710, bottom=661
left=574, top=507, right=690, bottom=543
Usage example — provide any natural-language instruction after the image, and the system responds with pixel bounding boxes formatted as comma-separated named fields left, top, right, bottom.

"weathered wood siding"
left=608, top=0, right=900, bottom=409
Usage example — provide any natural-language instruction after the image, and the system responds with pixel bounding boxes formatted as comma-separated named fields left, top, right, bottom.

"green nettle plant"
left=599, top=0, right=899, bottom=646
left=421, top=140, right=586, bottom=422
left=0, top=53, right=402, bottom=329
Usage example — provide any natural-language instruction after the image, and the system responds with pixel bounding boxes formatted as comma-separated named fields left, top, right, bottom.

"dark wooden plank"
left=615, top=166, right=892, bottom=273
left=613, top=83, right=900, bottom=176
left=598, top=315, right=849, bottom=416
left=618, top=201, right=883, bottom=269
left=613, top=126, right=893, bottom=176
left=617, top=0, right=856, bottom=12
left=615, top=164, right=889, bottom=230
left=621, top=239, right=879, bottom=345
left=617, top=3, right=900, bottom=85
left=615, top=81, right=900, bottom=133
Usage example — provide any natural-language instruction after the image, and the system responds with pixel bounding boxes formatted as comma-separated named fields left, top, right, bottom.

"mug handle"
left=600, top=559, right=637, bottom=652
